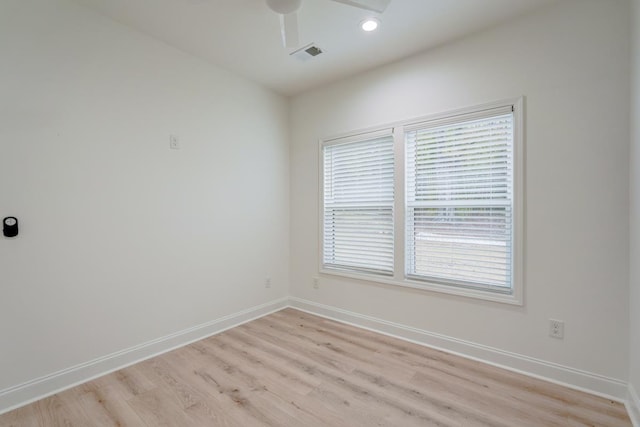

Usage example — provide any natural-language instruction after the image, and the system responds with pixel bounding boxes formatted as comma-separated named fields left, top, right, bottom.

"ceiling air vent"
left=290, top=43, right=324, bottom=61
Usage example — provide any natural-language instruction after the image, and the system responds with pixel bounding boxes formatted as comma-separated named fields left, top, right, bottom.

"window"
left=321, top=131, right=395, bottom=275
left=405, top=107, right=514, bottom=292
left=320, top=99, right=523, bottom=304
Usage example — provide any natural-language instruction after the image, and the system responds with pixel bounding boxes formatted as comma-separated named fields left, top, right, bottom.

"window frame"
left=320, top=129, right=396, bottom=276
left=318, top=97, right=524, bottom=305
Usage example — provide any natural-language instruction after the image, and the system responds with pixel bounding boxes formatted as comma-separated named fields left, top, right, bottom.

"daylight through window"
left=320, top=99, right=523, bottom=304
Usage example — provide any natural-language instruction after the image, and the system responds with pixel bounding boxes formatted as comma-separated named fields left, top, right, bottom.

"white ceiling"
left=74, top=0, right=557, bottom=96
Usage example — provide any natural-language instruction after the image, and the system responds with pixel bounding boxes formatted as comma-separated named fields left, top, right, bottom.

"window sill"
left=319, top=267, right=523, bottom=306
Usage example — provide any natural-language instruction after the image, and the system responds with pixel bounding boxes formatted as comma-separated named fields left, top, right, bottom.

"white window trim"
left=318, top=97, right=524, bottom=306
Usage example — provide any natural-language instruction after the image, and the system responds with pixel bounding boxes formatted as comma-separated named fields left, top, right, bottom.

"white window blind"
left=322, top=134, right=394, bottom=275
left=405, top=108, right=514, bottom=291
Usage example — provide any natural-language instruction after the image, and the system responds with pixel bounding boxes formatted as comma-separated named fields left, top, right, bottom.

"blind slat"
left=323, top=135, right=395, bottom=275
left=406, top=113, right=514, bottom=289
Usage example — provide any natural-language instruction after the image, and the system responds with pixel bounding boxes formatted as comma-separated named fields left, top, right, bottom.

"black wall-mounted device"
left=3, top=217, right=18, bottom=237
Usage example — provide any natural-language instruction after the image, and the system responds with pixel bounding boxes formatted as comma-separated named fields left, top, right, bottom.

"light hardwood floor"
left=0, top=308, right=632, bottom=426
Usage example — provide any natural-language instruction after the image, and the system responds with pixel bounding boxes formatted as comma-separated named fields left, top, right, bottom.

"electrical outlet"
left=169, top=134, right=180, bottom=150
left=549, top=319, right=564, bottom=339
left=265, top=278, right=271, bottom=288
left=313, top=277, right=319, bottom=289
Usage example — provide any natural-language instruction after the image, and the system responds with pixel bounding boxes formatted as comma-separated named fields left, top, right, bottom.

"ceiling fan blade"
left=280, top=12, right=299, bottom=48
left=330, top=0, right=390, bottom=13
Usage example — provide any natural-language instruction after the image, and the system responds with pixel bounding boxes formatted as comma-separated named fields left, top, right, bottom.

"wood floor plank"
left=96, top=365, right=157, bottom=401
left=73, top=384, right=147, bottom=427
left=228, top=324, right=492, bottom=426
left=126, top=387, right=195, bottom=426
left=288, top=310, right=628, bottom=425
left=172, top=341, right=318, bottom=427
left=0, top=308, right=631, bottom=426
left=213, top=332, right=322, bottom=394
left=211, top=332, right=440, bottom=426
left=15, top=391, right=93, bottom=427
left=265, top=313, right=418, bottom=382
left=281, top=309, right=620, bottom=422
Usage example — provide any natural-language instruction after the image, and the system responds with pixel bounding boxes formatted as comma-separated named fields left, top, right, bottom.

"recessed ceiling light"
left=360, top=18, right=380, bottom=32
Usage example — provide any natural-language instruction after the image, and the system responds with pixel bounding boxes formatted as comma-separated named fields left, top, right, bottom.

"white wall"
left=290, top=0, right=630, bottom=388
left=630, top=0, right=640, bottom=419
left=0, top=0, right=634, bottom=414
left=0, top=0, right=289, bottom=394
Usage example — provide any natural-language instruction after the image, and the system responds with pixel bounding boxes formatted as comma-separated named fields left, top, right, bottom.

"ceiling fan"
left=265, top=0, right=391, bottom=48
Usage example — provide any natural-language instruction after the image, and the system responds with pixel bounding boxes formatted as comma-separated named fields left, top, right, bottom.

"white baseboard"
left=288, top=297, right=628, bottom=402
left=628, top=384, right=640, bottom=427
left=0, top=297, right=289, bottom=415
left=0, top=295, right=632, bottom=419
